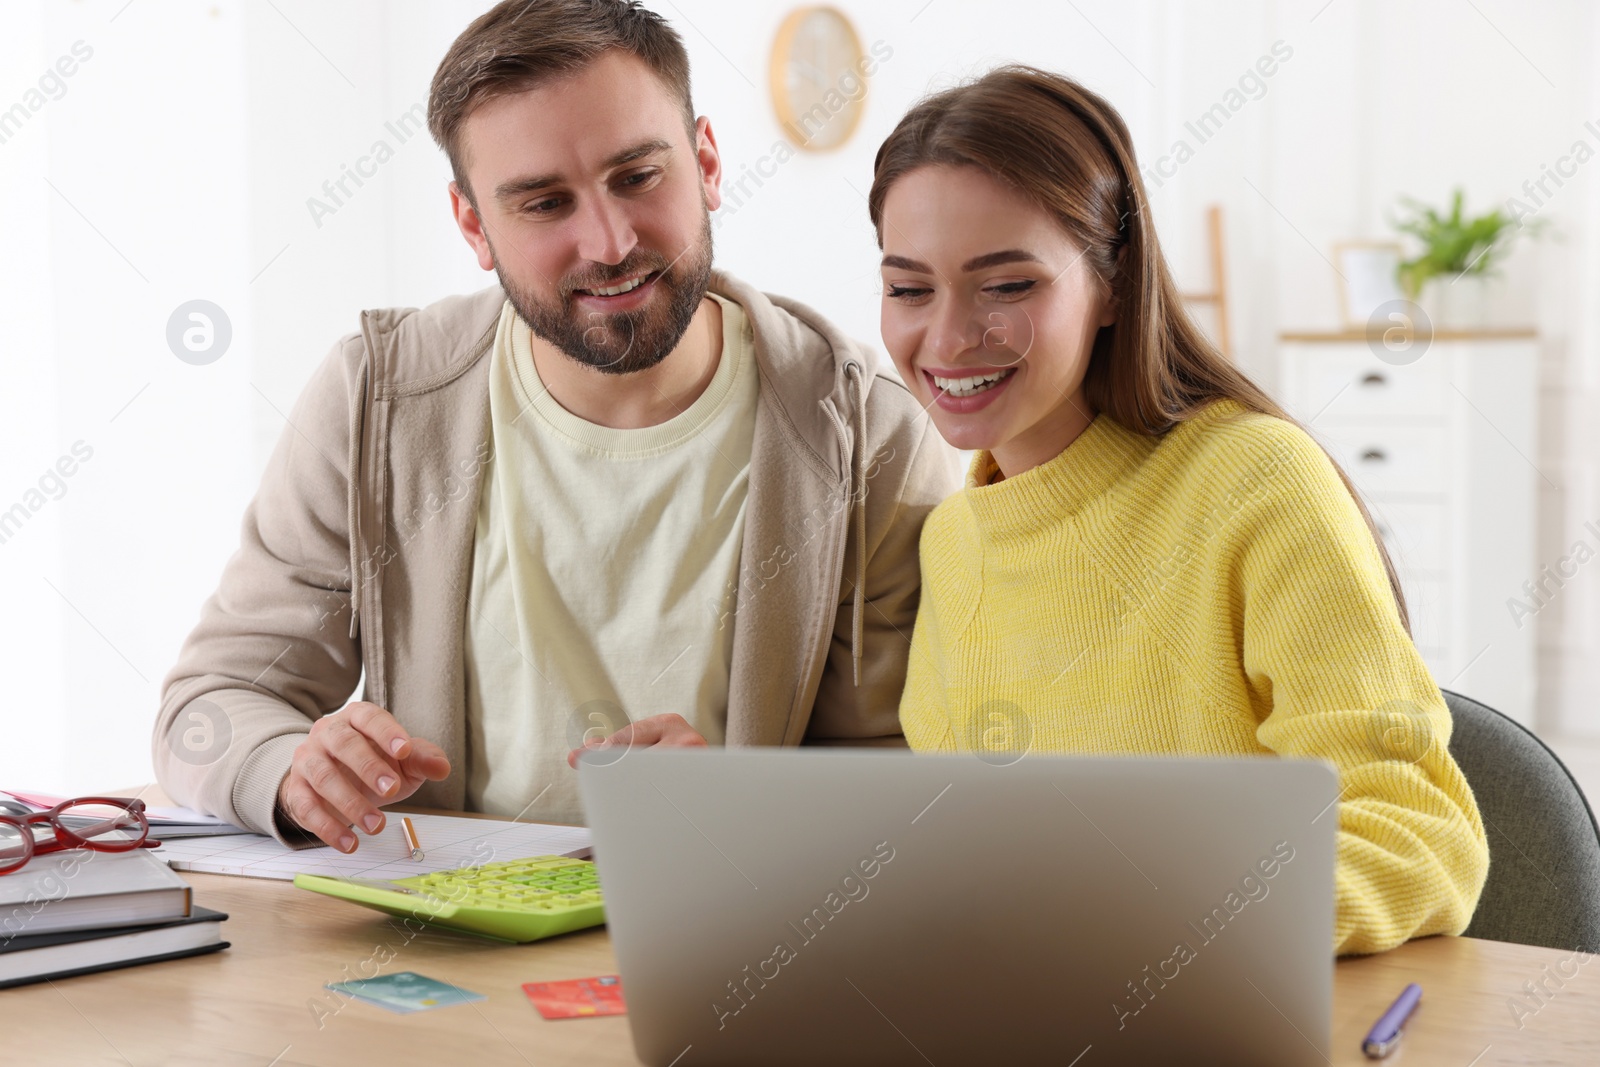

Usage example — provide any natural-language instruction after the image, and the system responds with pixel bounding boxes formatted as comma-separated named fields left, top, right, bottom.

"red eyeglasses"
left=0, top=796, right=159, bottom=875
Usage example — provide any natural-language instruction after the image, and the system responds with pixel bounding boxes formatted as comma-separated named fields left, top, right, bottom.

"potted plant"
left=1390, top=188, right=1542, bottom=328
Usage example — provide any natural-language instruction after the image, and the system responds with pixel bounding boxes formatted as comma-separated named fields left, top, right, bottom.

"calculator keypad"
left=395, top=857, right=601, bottom=913
left=297, top=855, right=605, bottom=943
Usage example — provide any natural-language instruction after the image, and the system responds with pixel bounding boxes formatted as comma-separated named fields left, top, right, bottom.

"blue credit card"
left=326, top=971, right=486, bottom=1014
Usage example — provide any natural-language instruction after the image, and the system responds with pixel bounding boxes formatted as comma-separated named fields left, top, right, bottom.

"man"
left=152, top=0, right=956, bottom=851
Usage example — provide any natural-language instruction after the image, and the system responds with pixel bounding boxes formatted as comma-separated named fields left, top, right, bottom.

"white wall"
left=3, top=1, right=259, bottom=792
left=1, top=1, right=64, bottom=790
left=3, top=0, right=1598, bottom=796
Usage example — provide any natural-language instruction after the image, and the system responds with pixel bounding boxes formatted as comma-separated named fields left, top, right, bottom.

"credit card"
left=522, top=975, right=626, bottom=1019
left=327, top=971, right=486, bottom=1014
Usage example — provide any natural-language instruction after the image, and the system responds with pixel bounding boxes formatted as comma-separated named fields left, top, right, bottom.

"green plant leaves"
left=1390, top=187, right=1531, bottom=298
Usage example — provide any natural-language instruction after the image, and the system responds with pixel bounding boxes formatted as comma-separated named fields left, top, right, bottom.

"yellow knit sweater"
left=900, top=399, right=1490, bottom=956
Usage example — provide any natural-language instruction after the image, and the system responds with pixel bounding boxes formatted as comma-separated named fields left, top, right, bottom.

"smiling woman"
left=871, top=65, right=1491, bottom=958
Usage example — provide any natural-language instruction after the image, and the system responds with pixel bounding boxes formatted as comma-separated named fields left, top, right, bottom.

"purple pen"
left=1362, top=982, right=1422, bottom=1058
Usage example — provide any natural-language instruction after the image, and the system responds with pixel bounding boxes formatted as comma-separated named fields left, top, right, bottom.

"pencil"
left=402, top=816, right=424, bottom=861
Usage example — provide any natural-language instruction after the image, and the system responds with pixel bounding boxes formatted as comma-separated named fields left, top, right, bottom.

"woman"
left=872, top=66, right=1488, bottom=957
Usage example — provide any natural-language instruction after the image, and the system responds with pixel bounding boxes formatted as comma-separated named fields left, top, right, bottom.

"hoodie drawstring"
left=347, top=355, right=370, bottom=641
left=846, top=361, right=866, bottom=687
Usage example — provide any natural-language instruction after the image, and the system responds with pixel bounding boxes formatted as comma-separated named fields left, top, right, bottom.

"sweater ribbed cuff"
left=231, top=732, right=320, bottom=850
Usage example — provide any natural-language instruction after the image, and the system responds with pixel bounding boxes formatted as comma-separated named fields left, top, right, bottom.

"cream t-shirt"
left=463, top=294, right=757, bottom=825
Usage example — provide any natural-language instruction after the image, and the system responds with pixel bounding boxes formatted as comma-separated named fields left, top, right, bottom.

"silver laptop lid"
left=579, top=749, right=1337, bottom=1067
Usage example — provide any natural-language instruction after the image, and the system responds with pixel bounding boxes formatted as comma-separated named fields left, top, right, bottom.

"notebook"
left=2, top=790, right=250, bottom=838
left=153, top=812, right=593, bottom=881
left=0, top=844, right=192, bottom=938
left=0, top=905, right=228, bottom=989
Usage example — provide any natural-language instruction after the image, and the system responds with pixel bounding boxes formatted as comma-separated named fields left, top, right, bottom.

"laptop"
left=578, top=749, right=1338, bottom=1067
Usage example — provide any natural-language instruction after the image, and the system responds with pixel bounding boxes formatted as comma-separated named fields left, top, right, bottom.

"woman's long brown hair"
left=868, top=64, right=1410, bottom=632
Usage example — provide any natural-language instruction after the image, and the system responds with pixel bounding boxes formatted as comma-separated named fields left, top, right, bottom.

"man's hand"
left=277, top=701, right=451, bottom=852
left=566, top=712, right=708, bottom=769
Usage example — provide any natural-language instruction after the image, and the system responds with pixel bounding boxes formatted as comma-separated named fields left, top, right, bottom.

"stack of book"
left=0, top=843, right=229, bottom=988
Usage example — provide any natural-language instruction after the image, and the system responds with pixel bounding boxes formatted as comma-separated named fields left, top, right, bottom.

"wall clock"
left=768, top=6, right=870, bottom=151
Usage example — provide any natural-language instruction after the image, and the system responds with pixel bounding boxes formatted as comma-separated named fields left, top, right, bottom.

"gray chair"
left=1444, top=688, right=1600, bottom=952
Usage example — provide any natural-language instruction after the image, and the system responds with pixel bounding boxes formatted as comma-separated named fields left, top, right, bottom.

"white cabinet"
left=1277, top=331, right=1538, bottom=726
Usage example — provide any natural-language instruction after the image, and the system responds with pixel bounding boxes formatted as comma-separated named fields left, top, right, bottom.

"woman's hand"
left=566, top=712, right=708, bottom=768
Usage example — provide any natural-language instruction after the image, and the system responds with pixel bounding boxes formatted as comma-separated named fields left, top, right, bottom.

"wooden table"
left=10, top=790, right=1598, bottom=1065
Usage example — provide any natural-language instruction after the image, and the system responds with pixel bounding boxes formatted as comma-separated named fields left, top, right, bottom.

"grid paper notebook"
left=151, top=813, right=593, bottom=882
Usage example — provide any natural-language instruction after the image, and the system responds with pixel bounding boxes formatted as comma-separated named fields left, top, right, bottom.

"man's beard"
left=494, top=212, right=713, bottom=377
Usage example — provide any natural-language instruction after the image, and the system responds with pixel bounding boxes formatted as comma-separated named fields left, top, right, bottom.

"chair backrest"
left=1444, top=688, right=1600, bottom=952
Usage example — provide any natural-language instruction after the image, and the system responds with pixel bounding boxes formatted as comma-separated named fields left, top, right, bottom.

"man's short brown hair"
left=427, top=0, right=696, bottom=207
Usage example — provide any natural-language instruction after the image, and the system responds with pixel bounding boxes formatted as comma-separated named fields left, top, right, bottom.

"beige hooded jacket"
left=153, top=271, right=959, bottom=846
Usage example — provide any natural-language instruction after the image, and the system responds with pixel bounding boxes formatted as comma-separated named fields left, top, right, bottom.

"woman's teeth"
left=932, top=367, right=1015, bottom=397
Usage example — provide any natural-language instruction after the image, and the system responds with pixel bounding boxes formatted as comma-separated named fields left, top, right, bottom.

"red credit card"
left=522, top=975, right=627, bottom=1019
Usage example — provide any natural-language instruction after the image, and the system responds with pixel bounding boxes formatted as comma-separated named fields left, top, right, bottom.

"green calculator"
left=293, top=856, right=605, bottom=943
